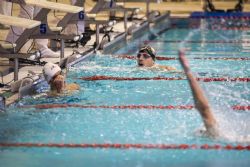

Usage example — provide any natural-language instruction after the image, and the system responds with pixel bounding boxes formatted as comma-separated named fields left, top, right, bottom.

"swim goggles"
left=137, top=52, right=152, bottom=59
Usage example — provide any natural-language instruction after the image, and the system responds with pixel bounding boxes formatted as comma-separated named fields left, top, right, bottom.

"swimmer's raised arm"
left=179, top=49, right=219, bottom=137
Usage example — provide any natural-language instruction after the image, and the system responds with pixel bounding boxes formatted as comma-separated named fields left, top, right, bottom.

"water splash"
left=179, top=18, right=250, bottom=143
left=205, top=81, right=250, bottom=143
left=178, top=29, right=201, bottom=50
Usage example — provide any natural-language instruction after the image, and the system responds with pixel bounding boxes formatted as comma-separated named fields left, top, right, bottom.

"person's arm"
left=179, top=50, right=219, bottom=137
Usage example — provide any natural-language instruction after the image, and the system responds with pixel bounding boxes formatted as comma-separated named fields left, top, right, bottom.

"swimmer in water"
left=137, top=45, right=176, bottom=71
left=179, top=49, right=219, bottom=138
left=43, top=62, right=80, bottom=96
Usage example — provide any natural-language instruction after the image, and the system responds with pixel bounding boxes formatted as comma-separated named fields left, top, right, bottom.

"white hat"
left=43, top=62, right=61, bottom=83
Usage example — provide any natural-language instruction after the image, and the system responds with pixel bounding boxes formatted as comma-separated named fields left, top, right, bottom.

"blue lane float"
left=190, top=12, right=250, bottom=19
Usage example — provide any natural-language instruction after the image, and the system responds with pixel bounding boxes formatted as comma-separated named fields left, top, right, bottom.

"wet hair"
left=138, top=46, right=156, bottom=61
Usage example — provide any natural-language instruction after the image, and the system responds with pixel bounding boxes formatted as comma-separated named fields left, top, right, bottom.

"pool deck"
left=0, top=20, right=137, bottom=105
left=1, top=1, right=250, bottom=105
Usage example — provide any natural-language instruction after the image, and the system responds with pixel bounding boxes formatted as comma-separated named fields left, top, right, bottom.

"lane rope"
left=78, top=76, right=250, bottom=82
left=192, top=16, right=250, bottom=19
left=0, top=143, right=250, bottom=150
left=232, top=105, right=250, bottom=110
left=169, top=25, right=250, bottom=31
left=144, top=40, right=250, bottom=44
left=20, top=104, right=250, bottom=111
left=21, top=104, right=195, bottom=110
left=116, top=55, right=250, bottom=61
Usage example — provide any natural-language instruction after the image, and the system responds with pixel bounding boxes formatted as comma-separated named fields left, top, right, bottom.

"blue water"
left=1, top=19, right=250, bottom=166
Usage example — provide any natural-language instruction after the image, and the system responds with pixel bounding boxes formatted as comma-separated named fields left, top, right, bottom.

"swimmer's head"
left=43, top=62, right=62, bottom=84
left=137, top=45, right=156, bottom=67
left=50, top=75, right=65, bottom=93
left=138, top=45, right=156, bottom=60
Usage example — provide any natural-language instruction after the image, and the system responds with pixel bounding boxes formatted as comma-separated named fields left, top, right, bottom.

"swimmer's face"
left=137, top=52, right=155, bottom=67
left=50, top=75, right=65, bottom=93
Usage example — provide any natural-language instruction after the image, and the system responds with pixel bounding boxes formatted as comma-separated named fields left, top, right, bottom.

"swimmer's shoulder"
left=46, top=83, right=79, bottom=97
left=65, top=83, right=80, bottom=91
left=153, top=64, right=177, bottom=71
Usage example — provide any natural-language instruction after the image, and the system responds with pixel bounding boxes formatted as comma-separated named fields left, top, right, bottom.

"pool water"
left=1, top=18, right=250, bottom=166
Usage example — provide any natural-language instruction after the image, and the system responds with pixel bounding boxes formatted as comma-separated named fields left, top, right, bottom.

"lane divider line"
left=169, top=26, right=250, bottom=31
left=116, top=55, right=250, bottom=61
left=0, top=143, right=250, bottom=150
left=144, top=40, right=250, bottom=44
left=21, top=104, right=195, bottom=110
left=191, top=16, right=250, bottom=19
left=20, top=104, right=250, bottom=111
left=78, top=76, right=250, bottom=82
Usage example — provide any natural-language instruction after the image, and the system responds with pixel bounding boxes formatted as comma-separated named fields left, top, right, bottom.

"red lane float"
left=20, top=104, right=250, bottom=111
left=21, top=104, right=195, bottom=110
left=79, top=76, right=185, bottom=81
left=116, top=55, right=250, bottom=61
left=78, top=76, right=250, bottom=82
left=232, top=105, right=250, bottom=110
left=0, top=143, right=250, bottom=150
left=144, top=40, right=250, bottom=44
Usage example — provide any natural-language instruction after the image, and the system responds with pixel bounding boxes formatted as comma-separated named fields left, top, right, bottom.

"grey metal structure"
left=0, top=45, right=35, bottom=81
left=0, top=13, right=41, bottom=81
left=55, top=0, right=116, bottom=50
left=0, top=0, right=82, bottom=80
left=89, top=0, right=141, bottom=33
left=116, top=0, right=162, bottom=21
left=3, top=0, right=82, bottom=57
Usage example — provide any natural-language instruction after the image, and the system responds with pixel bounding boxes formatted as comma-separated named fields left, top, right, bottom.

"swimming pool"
left=1, top=17, right=250, bottom=166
